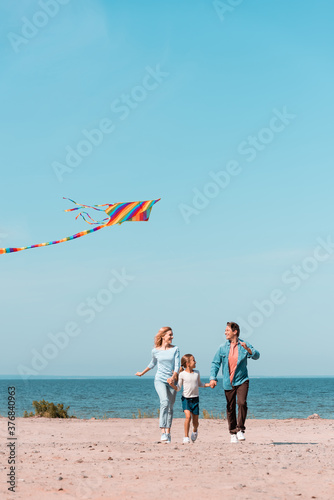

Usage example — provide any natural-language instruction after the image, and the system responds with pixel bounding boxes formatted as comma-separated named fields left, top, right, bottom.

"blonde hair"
left=154, top=326, right=172, bottom=348
left=179, top=354, right=193, bottom=373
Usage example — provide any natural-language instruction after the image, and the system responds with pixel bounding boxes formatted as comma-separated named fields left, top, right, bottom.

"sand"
left=1, top=417, right=333, bottom=499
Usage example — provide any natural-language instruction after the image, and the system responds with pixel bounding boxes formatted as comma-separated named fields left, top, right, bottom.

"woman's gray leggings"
left=154, top=380, right=177, bottom=429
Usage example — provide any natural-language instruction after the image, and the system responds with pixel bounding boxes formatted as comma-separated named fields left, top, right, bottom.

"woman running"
left=136, top=326, right=180, bottom=443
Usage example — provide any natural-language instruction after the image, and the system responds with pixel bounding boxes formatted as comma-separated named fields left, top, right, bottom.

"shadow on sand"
left=271, top=442, right=318, bottom=445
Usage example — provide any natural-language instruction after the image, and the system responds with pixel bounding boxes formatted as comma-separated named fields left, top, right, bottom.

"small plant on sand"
left=132, top=409, right=159, bottom=419
left=202, top=409, right=225, bottom=419
left=24, top=400, right=74, bottom=418
left=23, top=410, right=34, bottom=418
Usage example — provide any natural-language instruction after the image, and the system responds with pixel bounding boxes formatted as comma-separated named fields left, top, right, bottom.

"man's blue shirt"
left=210, top=339, right=260, bottom=390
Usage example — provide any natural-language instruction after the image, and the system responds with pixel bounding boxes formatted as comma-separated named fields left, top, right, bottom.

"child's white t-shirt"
left=177, top=370, right=205, bottom=398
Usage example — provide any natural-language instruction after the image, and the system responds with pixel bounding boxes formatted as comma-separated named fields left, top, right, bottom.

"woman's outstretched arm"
left=136, top=349, right=157, bottom=376
left=135, top=367, right=151, bottom=377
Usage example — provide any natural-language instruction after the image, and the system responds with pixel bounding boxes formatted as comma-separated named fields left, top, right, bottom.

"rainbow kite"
left=0, top=198, right=160, bottom=254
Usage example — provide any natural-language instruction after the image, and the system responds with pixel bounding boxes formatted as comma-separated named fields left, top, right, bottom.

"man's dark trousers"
left=224, top=379, right=249, bottom=434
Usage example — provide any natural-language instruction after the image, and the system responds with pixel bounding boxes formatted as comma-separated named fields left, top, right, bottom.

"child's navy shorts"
left=181, top=395, right=199, bottom=415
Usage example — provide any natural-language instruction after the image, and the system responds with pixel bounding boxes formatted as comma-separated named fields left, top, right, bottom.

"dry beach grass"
left=1, top=417, right=333, bottom=499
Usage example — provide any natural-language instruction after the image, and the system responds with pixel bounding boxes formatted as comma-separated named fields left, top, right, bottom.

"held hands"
left=135, top=372, right=143, bottom=377
left=167, top=377, right=178, bottom=390
left=209, top=380, right=217, bottom=389
left=240, top=342, right=252, bottom=355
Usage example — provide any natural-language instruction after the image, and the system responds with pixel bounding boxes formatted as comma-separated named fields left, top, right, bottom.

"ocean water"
left=0, top=377, right=333, bottom=419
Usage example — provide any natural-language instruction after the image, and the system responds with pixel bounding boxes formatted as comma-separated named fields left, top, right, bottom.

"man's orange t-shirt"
left=228, top=342, right=239, bottom=384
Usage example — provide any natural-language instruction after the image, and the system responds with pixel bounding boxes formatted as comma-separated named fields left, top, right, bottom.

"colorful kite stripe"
left=0, top=198, right=160, bottom=255
left=105, top=200, right=157, bottom=225
left=63, top=199, right=159, bottom=226
left=0, top=226, right=104, bottom=254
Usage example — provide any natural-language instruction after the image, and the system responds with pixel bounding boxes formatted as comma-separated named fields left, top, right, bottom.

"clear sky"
left=1, top=0, right=333, bottom=377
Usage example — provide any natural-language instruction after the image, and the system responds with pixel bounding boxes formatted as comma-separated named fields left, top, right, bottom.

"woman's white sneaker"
left=236, top=431, right=245, bottom=441
left=230, top=434, right=238, bottom=443
left=183, top=437, right=190, bottom=444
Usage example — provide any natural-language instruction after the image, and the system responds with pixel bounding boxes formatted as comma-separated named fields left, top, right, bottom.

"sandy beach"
left=1, top=417, right=333, bottom=500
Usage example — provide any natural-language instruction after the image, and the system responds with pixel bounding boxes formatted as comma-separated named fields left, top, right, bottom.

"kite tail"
left=75, top=211, right=111, bottom=225
left=0, top=225, right=107, bottom=254
left=63, top=197, right=111, bottom=225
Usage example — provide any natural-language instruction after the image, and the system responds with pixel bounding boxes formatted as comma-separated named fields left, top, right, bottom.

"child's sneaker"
left=230, top=434, right=238, bottom=443
left=183, top=437, right=190, bottom=444
left=161, top=433, right=168, bottom=442
left=236, top=431, right=245, bottom=441
left=166, top=433, right=171, bottom=443
left=191, top=431, right=198, bottom=442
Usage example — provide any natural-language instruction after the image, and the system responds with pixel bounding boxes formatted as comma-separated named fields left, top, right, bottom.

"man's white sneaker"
left=183, top=437, right=190, bottom=444
left=230, top=434, right=238, bottom=443
left=237, top=431, right=245, bottom=441
left=166, top=433, right=171, bottom=443
left=161, top=433, right=168, bottom=442
left=191, top=431, right=198, bottom=442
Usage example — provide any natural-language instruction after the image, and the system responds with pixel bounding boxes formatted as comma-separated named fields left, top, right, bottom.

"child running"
left=169, top=354, right=210, bottom=444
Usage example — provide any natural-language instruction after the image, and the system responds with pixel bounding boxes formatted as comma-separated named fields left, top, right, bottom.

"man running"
left=209, top=322, right=260, bottom=443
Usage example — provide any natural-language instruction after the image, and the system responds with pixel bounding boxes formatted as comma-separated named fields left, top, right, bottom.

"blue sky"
left=1, top=0, right=333, bottom=377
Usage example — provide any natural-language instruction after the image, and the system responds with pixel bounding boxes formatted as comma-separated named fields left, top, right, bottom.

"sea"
left=0, top=377, right=333, bottom=420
